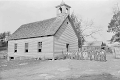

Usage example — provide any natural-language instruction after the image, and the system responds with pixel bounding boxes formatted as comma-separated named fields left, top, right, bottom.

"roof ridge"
left=21, top=17, right=56, bottom=27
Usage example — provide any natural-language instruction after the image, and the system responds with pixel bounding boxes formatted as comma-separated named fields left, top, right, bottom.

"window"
left=67, top=22, right=68, bottom=24
left=38, top=42, right=42, bottom=52
left=59, top=7, right=62, bottom=13
left=25, top=43, right=28, bottom=52
left=14, top=43, right=17, bottom=53
left=66, top=8, right=68, bottom=13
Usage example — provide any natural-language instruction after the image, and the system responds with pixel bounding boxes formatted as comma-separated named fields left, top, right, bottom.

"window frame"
left=25, top=43, right=29, bottom=53
left=38, top=42, right=42, bottom=52
left=14, top=43, right=17, bottom=53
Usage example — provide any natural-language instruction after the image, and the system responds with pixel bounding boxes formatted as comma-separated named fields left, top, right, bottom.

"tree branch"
left=84, top=29, right=101, bottom=37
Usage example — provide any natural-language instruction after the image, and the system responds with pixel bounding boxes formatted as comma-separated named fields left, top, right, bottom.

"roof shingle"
left=8, top=14, right=68, bottom=40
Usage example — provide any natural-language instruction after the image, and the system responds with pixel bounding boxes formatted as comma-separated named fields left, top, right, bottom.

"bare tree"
left=71, top=13, right=101, bottom=48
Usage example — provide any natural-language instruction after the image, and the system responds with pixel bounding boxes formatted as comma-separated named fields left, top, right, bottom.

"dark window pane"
left=25, top=49, right=28, bottom=52
left=38, top=49, right=41, bottom=52
left=14, top=50, right=17, bottom=53
left=10, top=57, right=14, bottom=59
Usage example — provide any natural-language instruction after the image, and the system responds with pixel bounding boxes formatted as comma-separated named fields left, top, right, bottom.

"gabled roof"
left=83, top=41, right=103, bottom=46
left=8, top=17, right=56, bottom=40
left=110, top=42, right=120, bottom=47
left=8, top=14, right=79, bottom=40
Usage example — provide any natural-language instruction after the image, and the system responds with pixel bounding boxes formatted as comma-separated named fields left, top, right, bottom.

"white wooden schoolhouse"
left=8, top=1, right=80, bottom=60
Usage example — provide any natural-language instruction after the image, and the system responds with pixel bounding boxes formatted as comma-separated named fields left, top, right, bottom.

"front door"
left=66, top=43, right=69, bottom=52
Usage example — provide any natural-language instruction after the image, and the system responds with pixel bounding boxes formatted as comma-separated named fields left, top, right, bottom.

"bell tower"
left=56, top=1, right=71, bottom=16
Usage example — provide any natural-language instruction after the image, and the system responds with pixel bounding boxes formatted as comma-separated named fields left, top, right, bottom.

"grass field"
left=0, top=54, right=120, bottom=80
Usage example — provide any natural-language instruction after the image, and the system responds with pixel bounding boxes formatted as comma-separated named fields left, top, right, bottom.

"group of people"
left=65, top=47, right=107, bottom=62
left=80, top=47, right=107, bottom=61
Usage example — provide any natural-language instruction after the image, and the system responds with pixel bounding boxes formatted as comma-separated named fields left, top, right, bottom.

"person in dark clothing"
left=100, top=47, right=106, bottom=61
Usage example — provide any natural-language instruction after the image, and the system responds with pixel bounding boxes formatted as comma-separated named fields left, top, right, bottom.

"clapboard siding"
left=54, top=18, right=78, bottom=55
left=8, top=36, right=54, bottom=58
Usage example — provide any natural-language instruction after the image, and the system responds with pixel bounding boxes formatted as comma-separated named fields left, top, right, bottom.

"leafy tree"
left=110, top=32, right=120, bottom=42
left=71, top=13, right=84, bottom=48
left=108, top=11, right=120, bottom=33
left=108, top=4, right=120, bottom=42
left=0, top=31, right=11, bottom=47
left=0, top=32, right=10, bottom=39
left=0, top=33, right=5, bottom=39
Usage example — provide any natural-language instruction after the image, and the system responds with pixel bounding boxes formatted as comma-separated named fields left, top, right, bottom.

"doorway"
left=66, top=43, right=69, bottom=52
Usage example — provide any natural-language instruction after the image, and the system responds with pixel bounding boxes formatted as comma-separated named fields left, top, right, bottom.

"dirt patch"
left=63, top=73, right=120, bottom=80
left=19, top=63, right=28, bottom=65
left=57, top=68, right=70, bottom=72
left=39, top=74, right=55, bottom=79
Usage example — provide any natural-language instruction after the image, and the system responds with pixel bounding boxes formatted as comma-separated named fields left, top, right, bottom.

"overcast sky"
left=0, top=0, right=120, bottom=42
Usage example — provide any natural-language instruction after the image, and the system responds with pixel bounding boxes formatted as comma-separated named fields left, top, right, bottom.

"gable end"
left=54, top=15, right=79, bottom=40
left=68, top=16, right=80, bottom=40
